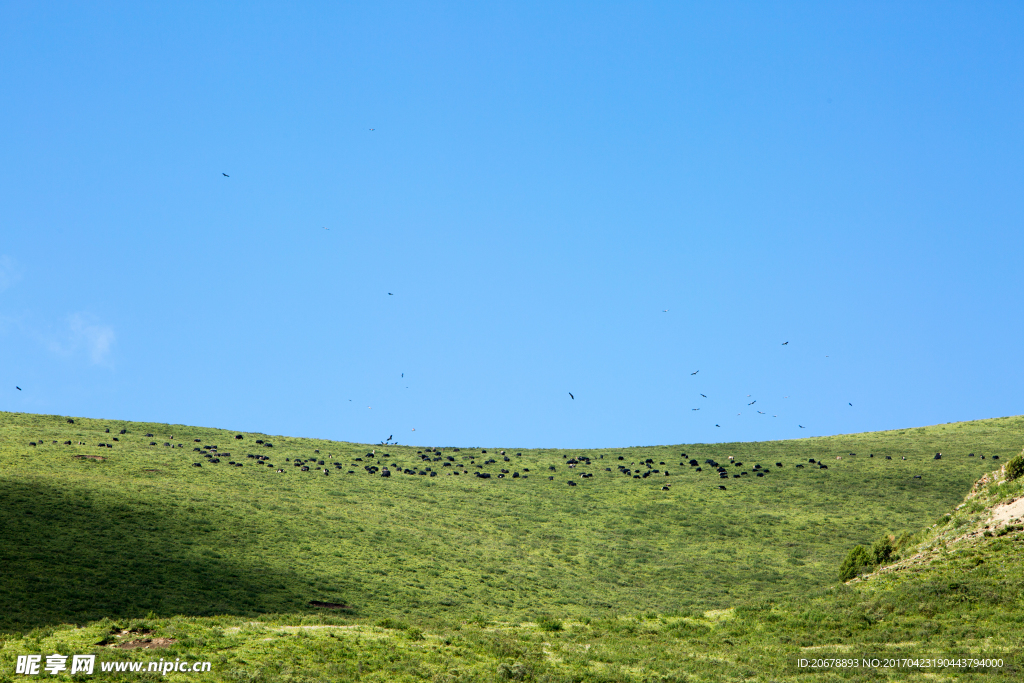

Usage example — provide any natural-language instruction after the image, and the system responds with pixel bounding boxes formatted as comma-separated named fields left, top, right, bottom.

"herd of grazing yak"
left=27, top=418, right=1001, bottom=492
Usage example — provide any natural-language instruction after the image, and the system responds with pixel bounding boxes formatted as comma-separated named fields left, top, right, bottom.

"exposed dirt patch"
left=989, top=496, right=1024, bottom=527
left=114, top=637, right=177, bottom=649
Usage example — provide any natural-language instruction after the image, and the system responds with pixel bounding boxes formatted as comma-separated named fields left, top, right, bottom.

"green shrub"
left=839, top=545, right=872, bottom=581
left=1006, top=451, right=1024, bottom=482
left=872, top=535, right=896, bottom=566
left=497, top=662, right=530, bottom=681
left=375, top=618, right=408, bottom=630
left=536, top=616, right=563, bottom=632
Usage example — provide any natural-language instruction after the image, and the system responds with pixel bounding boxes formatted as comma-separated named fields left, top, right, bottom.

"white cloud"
left=70, top=313, right=115, bottom=364
left=46, top=313, right=116, bottom=365
left=0, top=255, right=23, bottom=292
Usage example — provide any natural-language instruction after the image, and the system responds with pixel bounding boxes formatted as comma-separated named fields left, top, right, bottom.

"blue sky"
left=2, top=2, right=1023, bottom=448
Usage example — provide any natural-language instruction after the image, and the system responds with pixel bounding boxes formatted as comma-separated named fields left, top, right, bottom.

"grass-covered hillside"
left=1, top=411, right=1022, bottom=681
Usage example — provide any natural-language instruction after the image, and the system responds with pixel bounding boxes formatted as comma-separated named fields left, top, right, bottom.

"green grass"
left=1, top=411, right=1022, bottom=681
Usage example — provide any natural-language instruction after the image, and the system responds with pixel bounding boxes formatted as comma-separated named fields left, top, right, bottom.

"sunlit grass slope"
left=1, top=410, right=1019, bottom=640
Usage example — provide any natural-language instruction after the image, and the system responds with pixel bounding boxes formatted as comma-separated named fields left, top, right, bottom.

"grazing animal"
left=718, top=485, right=727, bottom=490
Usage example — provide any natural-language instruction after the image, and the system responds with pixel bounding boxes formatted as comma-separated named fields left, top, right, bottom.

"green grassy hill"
left=1, top=411, right=1022, bottom=681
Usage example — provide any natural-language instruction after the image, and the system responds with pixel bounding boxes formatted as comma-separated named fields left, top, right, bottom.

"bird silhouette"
left=700, top=394, right=707, bottom=398
left=691, top=370, right=699, bottom=375
left=692, top=408, right=700, bottom=411
left=848, top=403, right=853, bottom=406
left=799, top=425, right=805, bottom=428
left=388, top=292, right=393, bottom=295
left=748, top=400, right=756, bottom=405
left=15, top=386, right=21, bottom=391
left=323, top=227, right=329, bottom=230
left=401, top=373, right=404, bottom=377
left=569, top=392, right=574, bottom=400
left=715, top=424, right=720, bottom=427
left=662, top=309, right=669, bottom=312
left=222, top=173, right=229, bottom=177
left=369, top=128, right=375, bottom=131
left=388, top=435, right=392, bottom=441
left=782, top=341, right=788, bottom=345
left=757, top=411, right=765, bottom=414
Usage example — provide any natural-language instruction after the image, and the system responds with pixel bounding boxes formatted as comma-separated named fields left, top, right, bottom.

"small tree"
left=1006, top=450, right=1024, bottom=482
left=872, top=535, right=896, bottom=566
left=839, top=545, right=872, bottom=581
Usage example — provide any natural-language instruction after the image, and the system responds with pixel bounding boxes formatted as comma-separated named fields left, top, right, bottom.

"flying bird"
left=691, top=370, right=699, bottom=375
left=388, top=293, right=393, bottom=295
left=692, top=408, right=700, bottom=411
left=849, top=403, right=853, bottom=406
left=700, top=394, right=707, bottom=398
left=222, top=173, right=229, bottom=177
left=782, top=341, right=788, bottom=345
left=799, top=425, right=805, bottom=428
left=401, top=373, right=404, bottom=377
left=411, top=428, right=416, bottom=431
left=369, top=128, right=375, bottom=131
left=748, top=400, right=756, bottom=405
left=387, top=435, right=392, bottom=441
left=323, top=227, right=329, bottom=230
left=715, top=424, right=720, bottom=427
left=662, top=309, right=669, bottom=312
left=568, top=392, right=574, bottom=400
left=757, top=411, right=765, bottom=414
left=15, top=386, right=21, bottom=391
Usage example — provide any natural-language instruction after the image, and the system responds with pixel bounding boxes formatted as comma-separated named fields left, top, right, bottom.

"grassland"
left=1, top=410, right=1022, bottom=681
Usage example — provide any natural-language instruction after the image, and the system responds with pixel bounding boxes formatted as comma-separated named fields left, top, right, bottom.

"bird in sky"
left=411, top=428, right=416, bottom=431
left=15, top=386, right=21, bottom=391
left=692, top=408, right=700, bottom=411
left=757, top=411, right=765, bottom=414
left=401, top=373, right=404, bottom=378
left=569, top=392, right=574, bottom=400
left=369, top=128, right=375, bottom=131
left=323, top=226, right=329, bottom=230
left=799, top=425, right=805, bottom=428
left=222, top=173, right=229, bottom=177
left=691, top=370, right=699, bottom=375
left=387, top=435, right=392, bottom=441
left=715, top=424, right=720, bottom=427
left=849, top=403, right=853, bottom=406
left=782, top=341, right=788, bottom=345
left=748, top=400, right=756, bottom=405
left=662, top=309, right=669, bottom=312
left=700, top=394, right=707, bottom=398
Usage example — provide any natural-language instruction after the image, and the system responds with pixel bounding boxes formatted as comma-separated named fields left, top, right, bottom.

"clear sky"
left=2, top=2, right=1023, bottom=448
